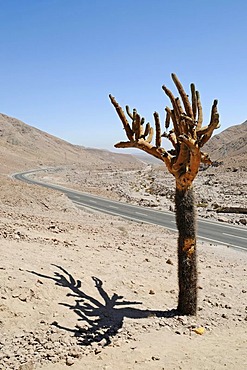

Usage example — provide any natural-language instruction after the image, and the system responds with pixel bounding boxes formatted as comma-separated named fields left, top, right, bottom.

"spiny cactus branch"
left=191, top=83, right=197, bottom=120
left=196, top=91, right=203, bottom=129
left=153, top=112, right=161, bottom=147
left=126, top=105, right=133, bottom=120
left=171, top=73, right=194, bottom=118
left=165, top=108, right=171, bottom=129
left=114, top=139, right=171, bottom=164
left=109, top=95, right=133, bottom=141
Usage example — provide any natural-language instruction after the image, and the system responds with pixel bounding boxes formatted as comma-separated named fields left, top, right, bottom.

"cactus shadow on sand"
left=28, top=264, right=178, bottom=346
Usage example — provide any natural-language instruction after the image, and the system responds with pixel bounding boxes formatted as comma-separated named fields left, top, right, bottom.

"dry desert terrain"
left=0, top=113, right=247, bottom=369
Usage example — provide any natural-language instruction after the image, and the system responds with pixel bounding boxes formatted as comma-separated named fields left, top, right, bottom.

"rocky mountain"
left=204, top=120, right=247, bottom=167
left=0, top=113, right=142, bottom=174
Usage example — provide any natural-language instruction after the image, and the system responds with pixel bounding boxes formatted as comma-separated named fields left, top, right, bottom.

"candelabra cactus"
left=109, top=73, right=220, bottom=315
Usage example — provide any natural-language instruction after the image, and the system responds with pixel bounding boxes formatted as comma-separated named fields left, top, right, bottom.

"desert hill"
left=0, top=113, right=142, bottom=174
left=204, top=120, right=247, bottom=167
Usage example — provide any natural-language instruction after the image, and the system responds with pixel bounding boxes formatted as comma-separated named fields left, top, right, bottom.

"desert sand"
left=0, top=171, right=246, bottom=370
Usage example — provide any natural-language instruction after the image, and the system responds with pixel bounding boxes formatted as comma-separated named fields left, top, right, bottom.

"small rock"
left=151, top=356, right=160, bottom=361
left=218, top=216, right=229, bottom=223
left=66, top=357, right=74, bottom=366
left=166, top=258, right=174, bottom=265
left=18, top=294, right=28, bottom=302
left=94, top=348, right=102, bottom=355
left=193, top=327, right=205, bottom=335
left=149, top=289, right=155, bottom=295
left=98, top=338, right=108, bottom=347
left=225, top=304, right=232, bottom=309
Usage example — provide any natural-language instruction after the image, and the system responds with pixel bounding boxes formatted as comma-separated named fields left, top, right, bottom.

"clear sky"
left=0, top=0, right=246, bottom=151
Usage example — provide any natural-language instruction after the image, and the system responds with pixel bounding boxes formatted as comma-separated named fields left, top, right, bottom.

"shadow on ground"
left=28, top=265, right=178, bottom=346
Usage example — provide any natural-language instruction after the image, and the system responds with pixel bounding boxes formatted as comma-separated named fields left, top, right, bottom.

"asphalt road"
left=13, top=170, right=247, bottom=251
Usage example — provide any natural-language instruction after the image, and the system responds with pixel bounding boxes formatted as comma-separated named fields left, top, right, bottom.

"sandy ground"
left=0, top=173, right=247, bottom=370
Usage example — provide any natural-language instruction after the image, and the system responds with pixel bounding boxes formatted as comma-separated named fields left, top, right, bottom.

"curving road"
left=13, top=169, right=247, bottom=252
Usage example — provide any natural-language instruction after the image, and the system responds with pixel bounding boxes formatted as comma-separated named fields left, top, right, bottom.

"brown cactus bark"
left=110, top=74, right=219, bottom=315
left=175, top=186, right=197, bottom=315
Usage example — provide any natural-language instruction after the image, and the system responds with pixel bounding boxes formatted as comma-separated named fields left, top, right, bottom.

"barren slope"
left=204, top=120, right=247, bottom=166
left=0, top=113, right=142, bottom=174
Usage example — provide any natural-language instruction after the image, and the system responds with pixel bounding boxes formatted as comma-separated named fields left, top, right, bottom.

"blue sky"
left=0, top=0, right=246, bottom=150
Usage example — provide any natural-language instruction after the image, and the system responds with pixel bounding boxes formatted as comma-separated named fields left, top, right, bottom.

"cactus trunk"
left=175, top=186, right=197, bottom=315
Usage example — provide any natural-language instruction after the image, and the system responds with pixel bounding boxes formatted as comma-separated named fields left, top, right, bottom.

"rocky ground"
left=0, top=168, right=247, bottom=369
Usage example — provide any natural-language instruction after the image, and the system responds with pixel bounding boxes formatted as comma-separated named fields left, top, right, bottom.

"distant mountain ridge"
left=0, top=113, right=246, bottom=174
left=0, top=113, right=142, bottom=174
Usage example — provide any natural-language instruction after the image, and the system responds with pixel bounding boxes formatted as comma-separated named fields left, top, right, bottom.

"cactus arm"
left=140, top=117, right=145, bottom=137
left=191, top=83, right=197, bottom=120
left=143, top=122, right=150, bottom=138
left=134, top=112, right=141, bottom=140
left=109, top=95, right=134, bottom=141
left=153, top=111, right=161, bottom=147
left=165, top=108, right=171, bottom=129
left=131, top=108, right=137, bottom=134
left=165, top=107, right=179, bottom=135
left=196, top=91, right=203, bottom=130
left=210, top=99, right=219, bottom=123
left=162, top=85, right=180, bottom=123
left=199, top=114, right=220, bottom=147
left=175, top=97, right=184, bottom=116
left=197, top=99, right=219, bottom=134
left=126, top=105, right=133, bottom=120
left=114, top=139, right=170, bottom=164
left=171, top=73, right=194, bottom=118
left=198, top=100, right=220, bottom=147
left=146, top=126, right=154, bottom=143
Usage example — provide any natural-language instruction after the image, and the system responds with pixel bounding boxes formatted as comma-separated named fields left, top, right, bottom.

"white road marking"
left=108, top=205, right=119, bottom=209
left=135, top=212, right=148, bottom=217
left=223, top=233, right=246, bottom=241
left=199, top=236, right=246, bottom=251
left=199, top=218, right=247, bottom=232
